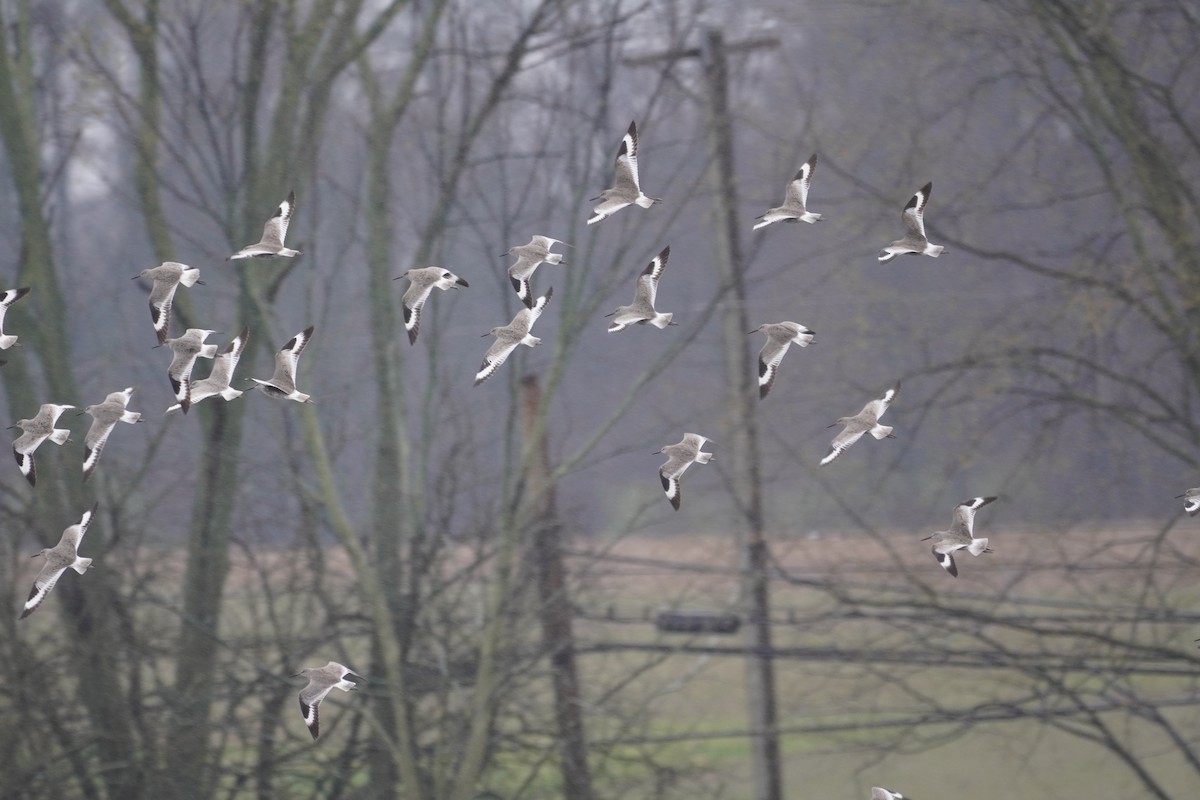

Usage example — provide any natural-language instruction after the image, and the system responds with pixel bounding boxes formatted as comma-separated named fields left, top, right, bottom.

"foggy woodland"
left=1, top=0, right=1198, bottom=798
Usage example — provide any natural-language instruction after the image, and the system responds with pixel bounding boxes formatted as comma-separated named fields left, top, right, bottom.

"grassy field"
left=558, top=523, right=1200, bottom=799
left=12, top=521, right=1196, bottom=800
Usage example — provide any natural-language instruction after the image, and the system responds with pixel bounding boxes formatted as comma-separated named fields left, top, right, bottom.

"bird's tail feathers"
left=869, top=424, right=893, bottom=440
left=968, top=537, right=989, bottom=556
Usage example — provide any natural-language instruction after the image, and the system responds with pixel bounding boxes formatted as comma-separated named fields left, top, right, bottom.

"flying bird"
left=228, top=190, right=300, bottom=259
left=1176, top=487, right=1200, bottom=517
left=656, top=433, right=714, bottom=511
left=606, top=246, right=675, bottom=332
left=295, top=661, right=364, bottom=740
left=248, top=326, right=315, bottom=403
left=80, top=387, right=141, bottom=481
left=134, top=262, right=203, bottom=344
left=587, top=120, right=660, bottom=225
left=474, top=288, right=552, bottom=387
left=923, top=496, right=998, bottom=577
left=394, top=267, right=470, bottom=345
left=753, top=154, right=822, bottom=229
left=820, top=381, right=900, bottom=465
left=10, top=403, right=74, bottom=486
left=502, top=235, right=568, bottom=308
left=165, top=327, right=250, bottom=415
left=750, top=321, right=815, bottom=399
left=878, top=182, right=945, bottom=263
left=164, top=329, right=221, bottom=414
left=0, top=286, right=31, bottom=349
left=20, top=504, right=97, bottom=620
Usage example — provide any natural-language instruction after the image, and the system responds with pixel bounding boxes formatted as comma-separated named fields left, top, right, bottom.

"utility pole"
left=626, top=28, right=783, bottom=800
left=521, top=375, right=594, bottom=800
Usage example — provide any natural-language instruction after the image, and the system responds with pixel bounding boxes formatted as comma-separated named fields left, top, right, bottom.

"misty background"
left=1, top=1, right=1197, bottom=799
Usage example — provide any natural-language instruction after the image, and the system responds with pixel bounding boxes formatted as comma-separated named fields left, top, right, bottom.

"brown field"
left=15, top=521, right=1197, bottom=800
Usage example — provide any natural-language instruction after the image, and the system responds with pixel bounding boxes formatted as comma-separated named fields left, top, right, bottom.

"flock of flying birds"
left=0, top=117, right=1176, bottom=779
left=6, top=188, right=352, bottom=738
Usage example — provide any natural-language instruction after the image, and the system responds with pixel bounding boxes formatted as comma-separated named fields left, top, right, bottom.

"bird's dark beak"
left=825, top=423, right=837, bottom=428
left=457, top=278, right=469, bottom=288
left=604, top=311, right=615, bottom=317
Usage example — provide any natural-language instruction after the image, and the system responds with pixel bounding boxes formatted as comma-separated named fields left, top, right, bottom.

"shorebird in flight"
left=10, top=403, right=74, bottom=486
left=587, top=121, right=660, bottom=225
left=20, top=504, right=97, bottom=620
left=294, top=661, right=365, bottom=740
left=80, top=387, right=141, bottom=481
left=924, top=496, right=998, bottom=578
left=820, top=382, right=899, bottom=465
left=134, top=262, right=203, bottom=344
left=248, top=326, right=315, bottom=403
left=229, top=190, right=300, bottom=260
left=395, top=267, right=469, bottom=345
left=474, top=289, right=552, bottom=386
left=1177, top=487, right=1200, bottom=517
left=656, top=433, right=714, bottom=511
left=0, top=286, right=31, bottom=349
left=878, top=182, right=945, bottom=263
left=753, top=154, right=822, bottom=229
left=502, top=236, right=568, bottom=308
left=607, top=246, right=675, bottom=332
left=750, top=321, right=815, bottom=399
